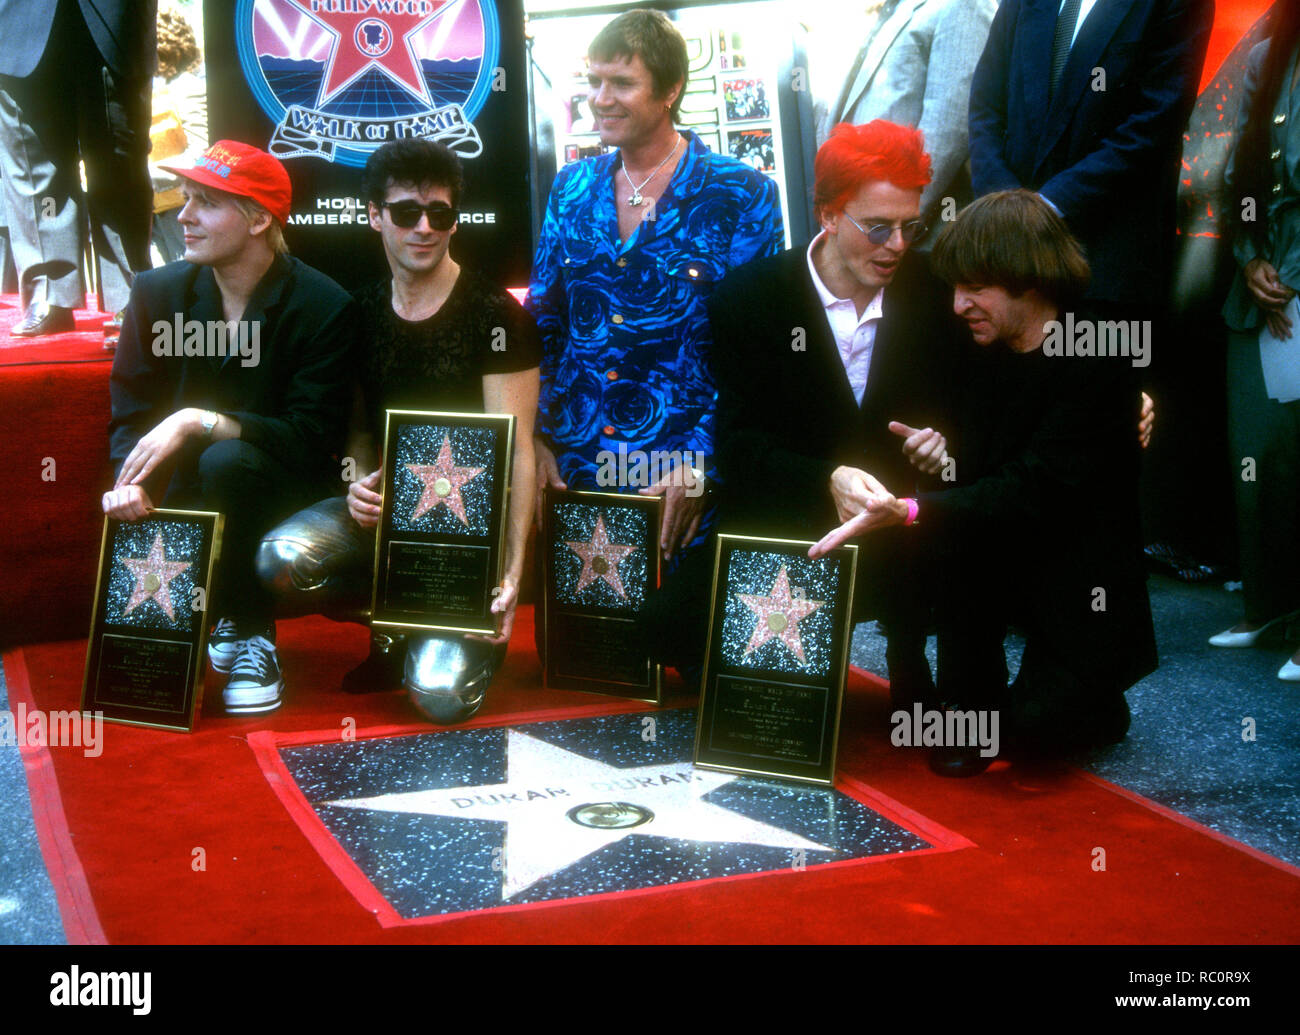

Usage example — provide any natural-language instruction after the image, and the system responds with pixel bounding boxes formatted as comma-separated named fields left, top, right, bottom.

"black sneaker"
left=223, top=635, right=285, bottom=714
left=208, top=618, right=244, bottom=674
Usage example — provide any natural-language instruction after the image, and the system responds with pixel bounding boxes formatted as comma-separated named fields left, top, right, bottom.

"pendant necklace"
left=622, top=135, right=681, bottom=207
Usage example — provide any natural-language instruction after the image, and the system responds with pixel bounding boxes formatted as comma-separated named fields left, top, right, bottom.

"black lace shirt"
left=355, top=268, right=541, bottom=438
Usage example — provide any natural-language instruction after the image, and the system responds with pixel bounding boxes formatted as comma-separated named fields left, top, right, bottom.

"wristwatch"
left=200, top=411, right=219, bottom=439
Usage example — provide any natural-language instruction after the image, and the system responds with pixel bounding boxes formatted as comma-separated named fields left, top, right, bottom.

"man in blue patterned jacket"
left=526, top=9, right=783, bottom=570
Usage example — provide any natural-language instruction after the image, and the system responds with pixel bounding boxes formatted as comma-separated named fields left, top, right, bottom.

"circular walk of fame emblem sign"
left=235, top=0, right=500, bottom=166
left=567, top=802, right=655, bottom=830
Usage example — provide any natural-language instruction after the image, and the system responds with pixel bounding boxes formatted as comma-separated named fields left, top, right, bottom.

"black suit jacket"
left=710, top=246, right=965, bottom=541
left=0, top=0, right=154, bottom=79
left=109, top=256, right=358, bottom=500
left=968, top=0, right=1213, bottom=305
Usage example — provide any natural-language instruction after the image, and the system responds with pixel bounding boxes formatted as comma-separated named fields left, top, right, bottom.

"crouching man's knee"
left=196, top=439, right=266, bottom=498
left=405, top=636, right=505, bottom=725
left=256, top=496, right=370, bottom=617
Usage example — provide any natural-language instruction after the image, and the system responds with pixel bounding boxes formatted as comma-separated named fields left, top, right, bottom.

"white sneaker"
left=223, top=635, right=285, bottom=714
left=208, top=618, right=244, bottom=673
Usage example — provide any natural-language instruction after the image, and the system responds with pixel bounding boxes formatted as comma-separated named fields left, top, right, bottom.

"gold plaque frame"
left=541, top=487, right=664, bottom=704
left=370, top=409, right=515, bottom=636
left=81, top=509, right=224, bottom=733
left=693, top=533, right=858, bottom=786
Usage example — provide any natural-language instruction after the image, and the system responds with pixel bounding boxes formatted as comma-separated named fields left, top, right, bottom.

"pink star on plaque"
left=566, top=514, right=637, bottom=600
left=736, top=565, right=824, bottom=665
left=120, top=532, right=191, bottom=621
left=406, top=434, right=484, bottom=526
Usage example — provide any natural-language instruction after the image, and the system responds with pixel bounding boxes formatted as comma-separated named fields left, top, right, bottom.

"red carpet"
left=1, top=355, right=112, bottom=647
left=0, top=293, right=113, bottom=365
left=1, top=293, right=115, bottom=647
left=7, top=607, right=1300, bottom=945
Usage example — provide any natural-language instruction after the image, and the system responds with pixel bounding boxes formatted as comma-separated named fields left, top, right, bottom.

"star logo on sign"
left=565, top=513, right=637, bottom=600
left=120, top=532, right=191, bottom=621
left=325, top=729, right=830, bottom=899
left=288, top=0, right=451, bottom=107
left=406, top=434, right=484, bottom=526
left=736, top=565, right=824, bottom=665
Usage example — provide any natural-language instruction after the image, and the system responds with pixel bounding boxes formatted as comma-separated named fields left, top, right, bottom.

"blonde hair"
left=231, top=195, right=289, bottom=255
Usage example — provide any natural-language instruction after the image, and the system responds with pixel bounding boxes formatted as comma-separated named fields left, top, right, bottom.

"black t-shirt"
left=354, top=267, right=541, bottom=438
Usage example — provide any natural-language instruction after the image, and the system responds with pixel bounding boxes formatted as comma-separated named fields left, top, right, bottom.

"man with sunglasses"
left=640, top=120, right=967, bottom=698
left=256, top=138, right=539, bottom=723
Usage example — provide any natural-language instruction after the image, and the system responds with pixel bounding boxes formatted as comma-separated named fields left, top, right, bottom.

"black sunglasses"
left=380, top=201, right=458, bottom=231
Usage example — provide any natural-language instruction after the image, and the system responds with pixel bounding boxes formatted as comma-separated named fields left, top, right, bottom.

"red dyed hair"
left=814, top=121, right=931, bottom=219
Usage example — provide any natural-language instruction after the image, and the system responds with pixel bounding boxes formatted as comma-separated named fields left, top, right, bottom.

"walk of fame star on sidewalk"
left=256, top=710, right=957, bottom=923
left=327, top=729, right=830, bottom=899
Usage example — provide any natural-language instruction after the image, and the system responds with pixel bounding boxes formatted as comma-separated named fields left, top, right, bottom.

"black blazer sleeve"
left=917, top=355, right=1138, bottom=530
left=224, top=295, right=358, bottom=470
left=108, top=269, right=180, bottom=479
left=710, top=259, right=840, bottom=512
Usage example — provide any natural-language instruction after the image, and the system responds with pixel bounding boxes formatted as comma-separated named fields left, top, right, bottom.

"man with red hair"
left=639, top=121, right=965, bottom=701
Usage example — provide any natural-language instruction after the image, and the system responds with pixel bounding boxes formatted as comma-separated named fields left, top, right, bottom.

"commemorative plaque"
left=82, top=510, right=223, bottom=732
left=371, top=410, right=514, bottom=636
left=542, top=488, right=663, bottom=702
left=693, top=534, right=858, bottom=785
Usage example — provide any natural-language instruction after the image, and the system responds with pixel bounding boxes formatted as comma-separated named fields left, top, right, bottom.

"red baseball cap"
left=159, top=140, right=292, bottom=225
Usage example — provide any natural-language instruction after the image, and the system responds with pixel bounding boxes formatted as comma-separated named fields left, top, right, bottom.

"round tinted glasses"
left=841, top=211, right=928, bottom=245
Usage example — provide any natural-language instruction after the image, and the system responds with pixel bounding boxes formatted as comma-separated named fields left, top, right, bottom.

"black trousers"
left=637, top=536, right=717, bottom=674
left=165, top=440, right=333, bottom=630
left=932, top=543, right=1131, bottom=754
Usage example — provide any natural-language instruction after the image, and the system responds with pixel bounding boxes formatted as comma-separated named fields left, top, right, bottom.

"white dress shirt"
left=807, top=231, right=884, bottom=406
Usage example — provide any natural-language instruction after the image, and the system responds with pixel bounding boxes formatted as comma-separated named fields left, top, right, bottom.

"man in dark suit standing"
left=641, top=121, right=965, bottom=705
left=0, top=0, right=156, bottom=335
left=968, top=0, right=1214, bottom=311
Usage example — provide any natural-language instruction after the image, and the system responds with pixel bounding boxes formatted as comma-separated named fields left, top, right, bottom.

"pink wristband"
left=901, top=497, right=919, bottom=526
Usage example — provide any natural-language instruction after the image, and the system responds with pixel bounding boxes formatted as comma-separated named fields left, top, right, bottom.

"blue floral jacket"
left=526, top=130, right=784, bottom=489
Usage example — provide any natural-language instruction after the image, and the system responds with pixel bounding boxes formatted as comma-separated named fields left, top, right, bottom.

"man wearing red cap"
left=102, top=140, right=357, bottom=715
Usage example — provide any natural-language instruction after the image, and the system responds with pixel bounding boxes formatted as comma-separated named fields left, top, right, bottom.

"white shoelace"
left=232, top=636, right=278, bottom=680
